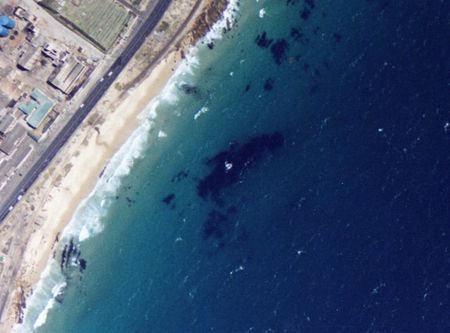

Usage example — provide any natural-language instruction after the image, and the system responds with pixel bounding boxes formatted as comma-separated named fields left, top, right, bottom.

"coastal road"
left=0, top=0, right=172, bottom=222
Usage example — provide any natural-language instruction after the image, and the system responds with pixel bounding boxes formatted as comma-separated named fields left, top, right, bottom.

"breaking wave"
left=15, top=1, right=241, bottom=331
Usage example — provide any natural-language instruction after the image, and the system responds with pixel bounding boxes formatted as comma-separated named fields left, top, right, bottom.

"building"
left=17, top=89, right=55, bottom=129
left=13, top=143, right=32, bottom=169
left=0, top=160, right=15, bottom=189
left=17, top=43, right=40, bottom=71
left=0, top=26, right=8, bottom=38
left=0, top=124, right=26, bottom=156
left=0, top=16, right=15, bottom=29
left=42, top=43, right=59, bottom=60
left=0, top=16, right=15, bottom=38
left=0, top=114, right=16, bottom=137
left=25, top=22, right=40, bottom=41
left=14, top=6, right=38, bottom=24
left=42, top=43, right=69, bottom=66
left=48, top=57, right=88, bottom=95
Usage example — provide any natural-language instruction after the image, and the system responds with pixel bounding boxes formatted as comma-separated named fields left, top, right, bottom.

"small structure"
left=42, top=43, right=59, bottom=60
left=48, top=57, right=88, bottom=95
left=14, top=7, right=38, bottom=24
left=0, top=124, right=26, bottom=155
left=42, top=43, right=69, bottom=66
left=25, top=22, right=40, bottom=41
left=17, top=43, right=40, bottom=71
left=0, top=91, right=9, bottom=109
left=13, top=6, right=27, bottom=19
left=0, top=160, right=14, bottom=179
left=18, top=89, right=55, bottom=129
left=0, top=114, right=16, bottom=137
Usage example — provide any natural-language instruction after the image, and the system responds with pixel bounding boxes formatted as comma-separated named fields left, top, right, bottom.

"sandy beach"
left=0, top=0, right=231, bottom=330
left=2, top=50, right=179, bottom=331
left=20, top=50, right=179, bottom=289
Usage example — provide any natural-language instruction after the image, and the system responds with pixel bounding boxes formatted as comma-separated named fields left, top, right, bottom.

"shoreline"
left=24, top=49, right=179, bottom=289
left=0, top=0, right=234, bottom=330
left=7, top=50, right=180, bottom=332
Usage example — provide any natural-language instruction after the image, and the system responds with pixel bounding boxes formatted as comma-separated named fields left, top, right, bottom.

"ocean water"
left=17, top=0, right=450, bottom=332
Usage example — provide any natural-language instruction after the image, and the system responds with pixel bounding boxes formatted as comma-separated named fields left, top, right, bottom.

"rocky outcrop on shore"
left=13, top=286, right=26, bottom=324
left=120, top=0, right=233, bottom=92
left=60, top=238, right=87, bottom=274
left=188, top=0, right=230, bottom=44
left=0, top=1, right=234, bottom=330
left=177, top=0, right=232, bottom=56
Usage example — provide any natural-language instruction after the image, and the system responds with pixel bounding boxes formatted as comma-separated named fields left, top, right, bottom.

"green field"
left=39, top=0, right=134, bottom=51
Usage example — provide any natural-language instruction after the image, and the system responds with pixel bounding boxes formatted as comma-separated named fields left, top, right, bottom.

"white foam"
left=224, top=161, right=233, bottom=171
left=259, top=8, right=266, bottom=18
left=13, top=258, right=66, bottom=333
left=33, top=282, right=66, bottom=330
left=160, top=80, right=180, bottom=104
left=194, top=106, right=209, bottom=120
left=16, top=93, right=162, bottom=332
left=16, top=1, right=242, bottom=330
left=61, top=98, right=164, bottom=244
left=203, top=0, right=240, bottom=44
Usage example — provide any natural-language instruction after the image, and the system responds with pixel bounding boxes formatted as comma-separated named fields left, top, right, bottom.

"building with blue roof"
left=18, top=89, right=55, bottom=129
left=0, top=26, right=8, bottom=37
left=0, top=16, right=15, bottom=29
left=0, top=16, right=16, bottom=37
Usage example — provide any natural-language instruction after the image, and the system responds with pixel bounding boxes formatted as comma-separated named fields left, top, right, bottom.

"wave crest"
left=16, top=0, right=241, bottom=330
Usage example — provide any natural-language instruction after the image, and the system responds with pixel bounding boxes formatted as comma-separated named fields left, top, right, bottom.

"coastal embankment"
left=0, top=0, right=231, bottom=331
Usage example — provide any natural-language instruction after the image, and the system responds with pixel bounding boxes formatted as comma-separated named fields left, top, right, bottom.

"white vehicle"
left=80, top=104, right=85, bottom=108
left=100, top=77, right=104, bottom=82
left=17, top=195, right=23, bottom=201
left=108, top=71, right=113, bottom=77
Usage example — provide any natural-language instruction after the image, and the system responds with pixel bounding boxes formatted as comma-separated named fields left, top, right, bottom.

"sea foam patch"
left=16, top=1, right=242, bottom=330
left=194, top=106, right=209, bottom=120
left=33, top=281, right=66, bottom=330
left=13, top=258, right=66, bottom=333
left=204, top=0, right=240, bottom=44
left=259, top=8, right=266, bottom=18
left=64, top=101, right=158, bottom=242
left=16, top=74, right=163, bottom=333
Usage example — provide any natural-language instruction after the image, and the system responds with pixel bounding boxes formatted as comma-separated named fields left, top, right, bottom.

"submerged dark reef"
left=179, top=83, right=202, bottom=98
left=162, top=132, right=284, bottom=249
left=202, top=209, right=228, bottom=240
left=197, top=132, right=284, bottom=203
left=60, top=238, right=87, bottom=275
left=161, top=0, right=347, bottom=250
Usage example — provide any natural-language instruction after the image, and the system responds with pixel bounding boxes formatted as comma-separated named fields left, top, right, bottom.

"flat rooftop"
left=0, top=124, right=26, bottom=156
left=49, top=56, right=87, bottom=94
left=0, top=114, right=15, bottom=135
left=18, top=88, right=55, bottom=129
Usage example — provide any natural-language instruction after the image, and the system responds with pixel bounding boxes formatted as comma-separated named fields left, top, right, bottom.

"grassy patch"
left=39, top=0, right=134, bottom=51
left=157, top=21, right=170, bottom=33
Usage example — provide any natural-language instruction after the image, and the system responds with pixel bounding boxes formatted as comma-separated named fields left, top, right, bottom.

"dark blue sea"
left=18, top=0, right=450, bottom=332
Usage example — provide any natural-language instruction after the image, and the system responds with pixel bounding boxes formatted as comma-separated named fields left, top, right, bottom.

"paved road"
left=0, top=0, right=172, bottom=222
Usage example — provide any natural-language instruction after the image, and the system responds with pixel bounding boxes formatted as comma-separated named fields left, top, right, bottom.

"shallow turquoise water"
left=18, top=0, right=450, bottom=332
